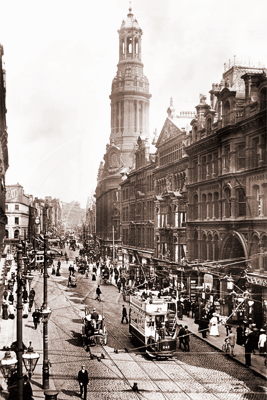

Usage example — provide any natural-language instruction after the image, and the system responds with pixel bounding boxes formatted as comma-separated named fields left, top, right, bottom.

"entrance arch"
left=221, top=232, right=247, bottom=263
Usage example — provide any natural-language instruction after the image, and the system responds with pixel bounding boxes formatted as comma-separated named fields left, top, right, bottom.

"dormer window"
left=223, top=100, right=230, bottom=125
left=193, top=126, right=198, bottom=141
left=206, top=118, right=212, bottom=135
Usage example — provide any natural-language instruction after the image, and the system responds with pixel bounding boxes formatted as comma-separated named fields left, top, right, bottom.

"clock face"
left=110, top=152, right=119, bottom=168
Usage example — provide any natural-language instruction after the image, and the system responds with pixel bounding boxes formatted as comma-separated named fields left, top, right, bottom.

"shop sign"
left=247, top=276, right=267, bottom=287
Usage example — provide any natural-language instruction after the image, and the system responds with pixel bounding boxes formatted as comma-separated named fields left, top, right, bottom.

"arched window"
left=192, top=194, right=198, bottom=220
left=260, top=87, right=267, bottom=110
left=237, top=188, right=246, bottom=217
left=214, top=234, right=219, bottom=261
left=202, top=233, right=207, bottom=261
left=14, top=230, right=19, bottom=239
left=207, top=234, right=213, bottom=260
left=5, top=230, right=8, bottom=239
left=223, top=101, right=231, bottom=125
left=251, top=236, right=259, bottom=269
left=224, top=187, right=231, bottom=218
left=214, top=192, right=219, bottom=219
left=202, top=194, right=207, bottom=219
left=252, top=185, right=260, bottom=217
left=207, top=193, right=212, bottom=219
left=193, top=231, right=198, bottom=260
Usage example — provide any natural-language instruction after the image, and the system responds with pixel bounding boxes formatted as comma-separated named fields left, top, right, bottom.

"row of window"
left=159, top=143, right=183, bottom=167
left=122, top=200, right=155, bottom=221
left=122, top=227, right=154, bottom=249
left=6, top=204, right=20, bottom=211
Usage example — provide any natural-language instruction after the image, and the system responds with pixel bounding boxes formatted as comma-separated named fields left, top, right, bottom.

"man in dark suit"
left=78, top=365, right=89, bottom=399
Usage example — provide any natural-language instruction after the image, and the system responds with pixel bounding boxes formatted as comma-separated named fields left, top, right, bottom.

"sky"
left=1, top=0, right=266, bottom=208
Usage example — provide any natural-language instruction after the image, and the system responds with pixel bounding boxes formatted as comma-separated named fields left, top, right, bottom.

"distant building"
left=0, top=44, right=9, bottom=252
left=5, top=184, right=30, bottom=241
left=62, top=201, right=85, bottom=229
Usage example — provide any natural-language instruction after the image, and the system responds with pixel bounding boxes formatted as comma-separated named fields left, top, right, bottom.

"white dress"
left=209, top=316, right=219, bottom=336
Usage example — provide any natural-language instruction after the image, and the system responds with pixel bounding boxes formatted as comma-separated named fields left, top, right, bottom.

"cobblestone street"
left=29, top=254, right=267, bottom=400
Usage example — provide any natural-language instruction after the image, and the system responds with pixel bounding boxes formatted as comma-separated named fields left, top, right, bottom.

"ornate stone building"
left=185, top=62, right=267, bottom=326
left=0, top=45, right=8, bottom=252
left=120, top=135, right=156, bottom=271
left=95, top=7, right=151, bottom=253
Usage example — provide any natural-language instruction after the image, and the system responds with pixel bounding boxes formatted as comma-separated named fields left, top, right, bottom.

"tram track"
left=47, top=270, right=143, bottom=399
left=42, top=266, right=265, bottom=399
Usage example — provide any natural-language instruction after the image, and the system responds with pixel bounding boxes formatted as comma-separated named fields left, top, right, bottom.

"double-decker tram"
left=129, top=291, right=177, bottom=358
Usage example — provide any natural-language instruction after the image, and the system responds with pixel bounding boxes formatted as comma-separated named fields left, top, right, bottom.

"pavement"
left=0, top=260, right=58, bottom=399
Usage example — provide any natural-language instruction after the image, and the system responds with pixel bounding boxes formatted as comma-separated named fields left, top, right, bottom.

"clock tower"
left=95, top=6, right=151, bottom=249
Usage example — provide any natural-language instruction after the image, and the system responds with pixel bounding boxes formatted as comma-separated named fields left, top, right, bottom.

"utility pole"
left=112, top=225, right=115, bottom=262
left=16, top=244, right=23, bottom=400
left=42, top=233, right=50, bottom=389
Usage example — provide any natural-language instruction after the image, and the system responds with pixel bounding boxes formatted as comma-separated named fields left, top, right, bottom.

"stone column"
left=139, top=37, right=142, bottom=60
left=124, top=36, right=127, bottom=57
left=136, top=100, right=140, bottom=134
left=132, top=36, right=135, bottom=57
left=197, top=155, right=201, bottom=182
left=118, top=101, right=121, bottom=132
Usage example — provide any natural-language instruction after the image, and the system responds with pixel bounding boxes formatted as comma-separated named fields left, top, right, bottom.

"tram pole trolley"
left=129, top=291, right=178, bottom=358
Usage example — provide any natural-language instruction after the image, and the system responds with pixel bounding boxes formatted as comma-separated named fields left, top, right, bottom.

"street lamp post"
left=41, top=233, right=52, bottom=389
left=22, top=342, right=39, bottom=380
left=16, top=243, right=24, bottom=400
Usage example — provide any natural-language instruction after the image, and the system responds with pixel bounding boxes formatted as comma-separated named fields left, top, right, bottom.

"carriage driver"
left=91, top=308, right=99, bottom=329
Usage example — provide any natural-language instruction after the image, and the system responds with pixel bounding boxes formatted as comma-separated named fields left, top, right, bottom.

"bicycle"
left=222, top=339, right=231, bottom=353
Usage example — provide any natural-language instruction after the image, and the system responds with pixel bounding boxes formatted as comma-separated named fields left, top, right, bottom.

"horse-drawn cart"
left=81, top=311, right=107, bottom=347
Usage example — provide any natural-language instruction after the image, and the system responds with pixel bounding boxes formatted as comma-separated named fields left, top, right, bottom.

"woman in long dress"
left=2, top=301, right=8, bottom=320
left=209, top=313, right=219, bottom=336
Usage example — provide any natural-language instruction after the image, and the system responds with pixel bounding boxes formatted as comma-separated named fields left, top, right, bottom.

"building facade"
left=185, top=62, right=267, bottom=326
left=95, top=6, right=151, bottom=253
left=0, top=45, right=9, bottom=253
left=120, top=135, right=156, bottom=272
left=5, top=184, right=30, bottom=241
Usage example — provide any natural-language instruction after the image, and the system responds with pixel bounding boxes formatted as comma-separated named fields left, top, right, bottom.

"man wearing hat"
left=78, top=365, right=89, bottom=399
left=121, top=305, right=128, bottom=324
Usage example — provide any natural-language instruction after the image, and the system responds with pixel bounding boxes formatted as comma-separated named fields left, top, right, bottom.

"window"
left=5, top=230, right=8, bottom=238
left=192, top=158, right=198, bottom=183
left=223, top=101, right=230, bottom=125
left=193, top=231, right=198, bottom=260
left=15, top=217, right=19, bottom=225
left=15, top=204, right=19, bottom=210
left=14, top=229, right=19, bottom=239
left=237, top=188, right=246, bottom=216
left=223, top=145, right=230, bottom=171
left=5, top=204, right=8, bottom=211
left=252, top=185, right=260, bottom=216
left=251, top=137, right=259, bottom=168
left=207, top=118, right=212, bottom=135
left=192, top=194, right=198, bottom=220
left=224, top=187, right=231, bottom=218
left=214, top=192, right=219, bottom=219
left=237, top=144, right=246, bottom=169
left=202, top=234, right=207, bottom=261
left=202, top=194, right=207, bottom=219
left=202, top=157, right=206, bottom=180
